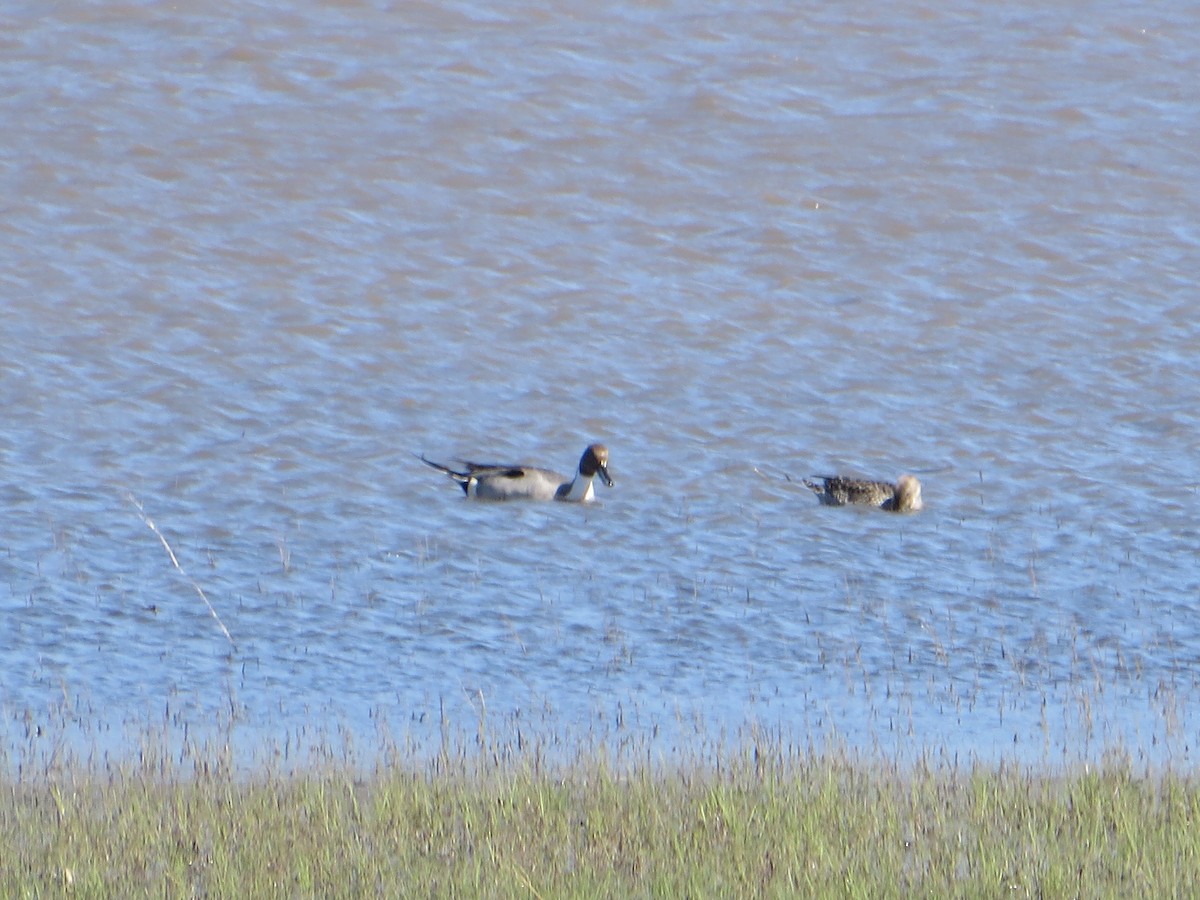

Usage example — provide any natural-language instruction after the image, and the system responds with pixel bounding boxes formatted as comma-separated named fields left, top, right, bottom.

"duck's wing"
left=459, top=460, right=534, bottom=479
left=805, top=475, right=896, bottom=506
left=834, top=478, right=895, bottom=504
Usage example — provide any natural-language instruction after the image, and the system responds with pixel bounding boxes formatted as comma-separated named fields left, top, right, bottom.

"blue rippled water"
left=2, top=0, right=1198, bottom=771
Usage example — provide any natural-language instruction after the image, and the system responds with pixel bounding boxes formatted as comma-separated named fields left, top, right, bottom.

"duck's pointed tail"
left=415, top=453, right=472, bottom=495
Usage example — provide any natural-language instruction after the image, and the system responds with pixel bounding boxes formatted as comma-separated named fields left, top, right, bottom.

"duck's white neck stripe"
left=560, top=474, right=594, bottom=501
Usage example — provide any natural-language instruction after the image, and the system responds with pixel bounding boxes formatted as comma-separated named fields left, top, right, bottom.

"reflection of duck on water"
left=802, top=474, right=923, bottom=512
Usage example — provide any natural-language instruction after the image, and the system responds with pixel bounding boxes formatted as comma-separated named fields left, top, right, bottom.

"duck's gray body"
left=802, top=474, right=923, bottom=512
left=420, top=444, right=613, bottom=502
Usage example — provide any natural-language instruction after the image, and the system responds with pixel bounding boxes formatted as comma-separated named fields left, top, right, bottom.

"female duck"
left=802, top=474, right=923, bottom=512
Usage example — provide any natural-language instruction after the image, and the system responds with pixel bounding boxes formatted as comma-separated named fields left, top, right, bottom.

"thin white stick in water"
left=127, top=493, right=235, bottom=649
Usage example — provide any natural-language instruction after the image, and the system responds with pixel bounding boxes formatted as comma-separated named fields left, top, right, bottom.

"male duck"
left=419, top=444, right=613, bottom=502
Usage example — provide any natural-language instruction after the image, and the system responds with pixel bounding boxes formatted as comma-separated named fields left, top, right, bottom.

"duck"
left=418, top=443, right=613, bottom=502
left=802, top=474, right=923, bottom=512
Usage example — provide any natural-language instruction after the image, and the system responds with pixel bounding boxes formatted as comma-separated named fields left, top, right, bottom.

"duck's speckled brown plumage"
left=802, top=474, right=923, bottom=512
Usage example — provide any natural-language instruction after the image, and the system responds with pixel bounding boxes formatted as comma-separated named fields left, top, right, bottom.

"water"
left=3, top=0, right=1199, bottom=770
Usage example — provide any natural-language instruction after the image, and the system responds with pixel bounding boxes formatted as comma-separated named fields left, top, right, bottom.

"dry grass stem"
left=126, top=492, right=235, bottom=649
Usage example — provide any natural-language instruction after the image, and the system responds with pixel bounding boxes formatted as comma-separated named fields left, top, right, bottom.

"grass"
left=5, top=726, right=1200, bottom=898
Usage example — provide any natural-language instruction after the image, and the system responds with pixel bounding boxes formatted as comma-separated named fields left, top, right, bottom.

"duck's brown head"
left=580, top=444, right=613, bottom=487
left=893, top=474, right=923, bottom=512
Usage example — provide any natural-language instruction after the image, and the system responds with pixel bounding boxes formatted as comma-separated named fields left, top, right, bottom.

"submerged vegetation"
left=4, top=724, right=1200, bottom=897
